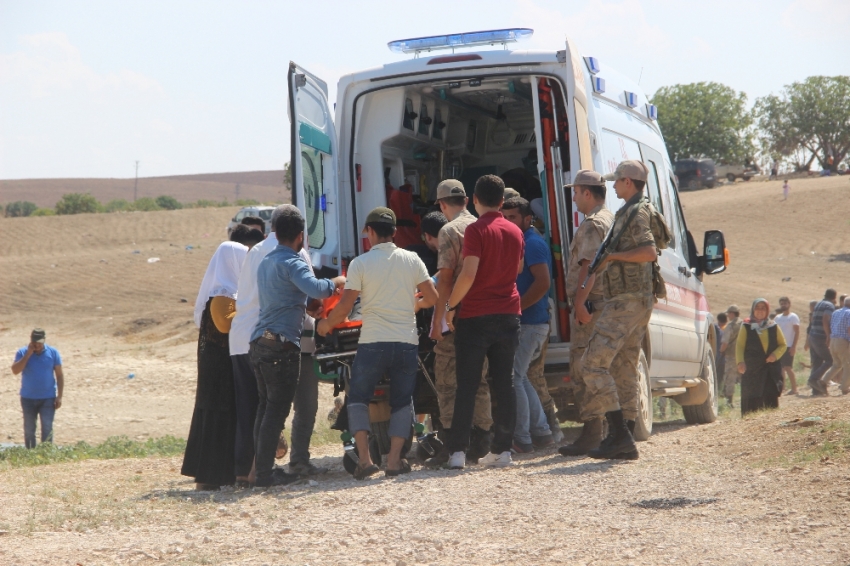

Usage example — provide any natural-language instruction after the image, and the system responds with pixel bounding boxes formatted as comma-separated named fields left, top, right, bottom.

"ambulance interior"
left=350, top=74, right=574, bottom=344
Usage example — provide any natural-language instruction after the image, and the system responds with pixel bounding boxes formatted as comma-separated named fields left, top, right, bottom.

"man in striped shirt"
left=822, top=297, right=850, bottom=395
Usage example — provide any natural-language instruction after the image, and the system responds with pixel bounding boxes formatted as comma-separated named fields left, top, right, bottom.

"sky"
left=1, top=0, right=848, bottom=180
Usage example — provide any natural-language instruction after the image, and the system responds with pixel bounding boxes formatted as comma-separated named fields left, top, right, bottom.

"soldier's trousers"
left=723, top=356, right=739, bottom=398
left=434, top=332, right=492, bottom=431
left=569, top=308, right=606, bottom=422
left=527, top=337, right=555, bottom=413
left=581, top=296, right=653, bottom=420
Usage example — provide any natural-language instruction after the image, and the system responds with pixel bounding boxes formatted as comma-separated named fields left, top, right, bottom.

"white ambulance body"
left=288, top=29, right=728, bottom=438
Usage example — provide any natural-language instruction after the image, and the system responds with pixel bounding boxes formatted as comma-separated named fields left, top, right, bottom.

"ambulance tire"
left=683, top=345, right=719, bottom=424
left=633, top=350, right=653, bottom=441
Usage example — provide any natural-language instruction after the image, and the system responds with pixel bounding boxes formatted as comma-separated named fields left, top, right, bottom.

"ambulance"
left=288, top=29, right=728, bottom=440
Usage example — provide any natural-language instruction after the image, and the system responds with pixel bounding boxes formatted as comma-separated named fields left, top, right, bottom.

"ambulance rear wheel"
left=633, top=349, right=653, bottom=441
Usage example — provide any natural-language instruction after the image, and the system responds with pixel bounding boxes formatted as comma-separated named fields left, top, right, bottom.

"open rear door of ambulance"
left=288, top=62, right=340, bottom=274
left=560, top=38, right=594, bottom=185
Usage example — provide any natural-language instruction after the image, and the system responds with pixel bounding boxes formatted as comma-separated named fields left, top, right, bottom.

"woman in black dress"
left=182, top=238, right=251, bottom=490
left=735, top=298, right=788, bottom=416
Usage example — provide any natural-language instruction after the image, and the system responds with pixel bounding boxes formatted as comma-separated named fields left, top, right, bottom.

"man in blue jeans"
left=502, top=197, right=554, bottom=453
left=317, top=207, right=437, bottom=479
left=809, top=288, right=837, bottom=396
left=11, top=329, right=64, bottom=448
left=444, top=175, right=525, bottom=469
left=250, top=207, right=345, bottom=487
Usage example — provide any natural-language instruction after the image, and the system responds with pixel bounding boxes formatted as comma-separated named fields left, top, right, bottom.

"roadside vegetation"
left=0, top=436, right=186, bottom=470
left=3, top=195, right=267, bottom=218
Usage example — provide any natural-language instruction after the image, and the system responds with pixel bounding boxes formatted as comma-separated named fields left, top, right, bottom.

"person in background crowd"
left=182, top=230, right=255, bottom=491
left=782, top=180, right=790, bottom=201
left=249, top=208, right=344, bottom=487
left=318, top=207, right=437, bottom=478
left=240, top=215, right=265, bottom=233
left=11, top=328, right=64, bottom=449
left=427, top=180, right=493, bottom=467
left=714, top=312, right=728, bottom=392
left=736, top=299, right=787, bottom=415
left=720, top=305, right=744, bottom=407
left=775, top=297, right=801, bottom=395
left=556, top=170, right=615, bottom=457
left=404, top=210, right=447, bottom=276
left=823, top=297, right=850, bottom=395
left=502, top=196, right=553, bottom=454
left=443, top=174, right=525, bottom=469
left=808, top=289, right=837, bottom=396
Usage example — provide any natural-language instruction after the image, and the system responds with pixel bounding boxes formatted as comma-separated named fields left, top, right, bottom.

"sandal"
left=353, top=463, right=380, bottom=480
left=385, top=459, right=412, bottom=477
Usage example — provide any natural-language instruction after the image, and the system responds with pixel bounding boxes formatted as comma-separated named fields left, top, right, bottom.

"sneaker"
left=289, top=461, right=329, bottom=476
left=480, top=451, right=514, bottom=467
left=447, top=451, right=466, bottom=470
left=511, top=441, right=534, bottom=454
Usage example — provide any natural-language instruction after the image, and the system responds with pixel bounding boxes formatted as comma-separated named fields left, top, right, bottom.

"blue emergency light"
left=646, top=103, right=658, bottom=121
left=592, top=77, right=606, bottom=94
left=388, top=28, right=533, bottom=54
left=625, top=91, right=639, bottom=108
left=584, top=56, right=601, bottom=74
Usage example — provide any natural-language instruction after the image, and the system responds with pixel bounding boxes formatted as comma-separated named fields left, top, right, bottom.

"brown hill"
left=0, top=170, right=290, bottom=208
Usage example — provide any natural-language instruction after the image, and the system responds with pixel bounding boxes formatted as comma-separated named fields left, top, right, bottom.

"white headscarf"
left=194, top=241, right=248, bottom=327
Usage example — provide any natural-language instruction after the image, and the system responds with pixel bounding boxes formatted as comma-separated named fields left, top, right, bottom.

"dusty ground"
left=1, top=176, right=849, bottom=564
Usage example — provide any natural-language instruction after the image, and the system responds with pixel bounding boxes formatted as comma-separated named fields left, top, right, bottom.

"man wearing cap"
left=426, top=179, right=494, bottom=466
left=579, top=160, right=670, bottom=460
left=318, top=207, right=438, bottom=478
left=720, top=305, right=744, bottom=407
left=250, top=207, right=345, bottom=487
left=557, top=170, right=615, bottom=456
left=11, top=329, right=64, bottom=448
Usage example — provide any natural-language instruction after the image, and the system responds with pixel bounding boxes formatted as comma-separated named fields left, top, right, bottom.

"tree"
left=104, top=199, right=130, bottom=212
left=755, top=76, right=850, bottom=173
left=130, top=197, right=160, bottom=211
left=55, top=193, right=101, bottom=215
left=155, top=195, right=182, bottom=210
left=4, top=201, right=38, bottom=217
left=651, top=82, right=754, bottom=164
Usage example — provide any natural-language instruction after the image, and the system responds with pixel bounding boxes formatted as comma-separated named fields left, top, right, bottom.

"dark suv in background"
left=674, top=158, right=717, bottom=190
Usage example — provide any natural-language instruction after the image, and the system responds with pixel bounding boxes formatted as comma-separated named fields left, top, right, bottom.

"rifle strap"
left=607, top=198, right=646, bottom=253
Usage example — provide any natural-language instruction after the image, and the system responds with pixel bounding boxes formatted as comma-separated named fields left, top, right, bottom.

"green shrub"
left=235, top=198, right=260, bottom=206
left=31, top=208, right=55, bottom=216
left=5, top=201, right=38, bottom=217
left=104, top=199, right=130, bottom=212
left=129, top=197, right=160, bottom=212
left=55, top=193, right=101, bottom=215
left=155, top=195, right=182, bottom=210
left=0, top=435, right=186, bottom=470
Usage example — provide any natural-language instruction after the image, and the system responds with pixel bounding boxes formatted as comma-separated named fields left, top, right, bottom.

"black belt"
left=257, top=336, right=300, bottom=351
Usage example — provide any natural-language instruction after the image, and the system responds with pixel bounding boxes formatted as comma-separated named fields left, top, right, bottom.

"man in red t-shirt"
left=444, top=174, right=525, bottom=469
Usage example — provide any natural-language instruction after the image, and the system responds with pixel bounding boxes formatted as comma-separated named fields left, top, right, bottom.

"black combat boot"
left=613, top=420, right=639, bottom=460
left=466, top=426, right=491, bottom=464
left=424, top=428, right=450, bottom=467
left=558, top=418, right=603, bottom=456
left=587, top=410, right=636, bottom=459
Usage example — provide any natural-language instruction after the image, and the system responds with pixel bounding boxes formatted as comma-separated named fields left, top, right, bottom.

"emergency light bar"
left=388, top=28, right=533, bottom=54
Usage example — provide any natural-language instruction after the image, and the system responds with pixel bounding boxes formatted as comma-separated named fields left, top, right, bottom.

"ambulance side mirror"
left=702, top=230, right=727, bottom=275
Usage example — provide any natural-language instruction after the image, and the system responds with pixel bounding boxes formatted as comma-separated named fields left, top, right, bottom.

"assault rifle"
left=580, top=198, right=645, bottom=290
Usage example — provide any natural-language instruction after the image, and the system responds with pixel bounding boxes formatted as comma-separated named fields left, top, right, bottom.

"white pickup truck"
left=715, top=163, right=759, bottom=182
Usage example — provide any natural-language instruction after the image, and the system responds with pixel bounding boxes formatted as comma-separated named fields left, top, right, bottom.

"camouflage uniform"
left=721, top=318, right=743, bottom=398
left=434, top=209, right=492, bottom=430
left=528, top=338, right=554, bottom=413
left=565, top=203, right=615, bottom=422
left=580, top=195, right=669, bottom=420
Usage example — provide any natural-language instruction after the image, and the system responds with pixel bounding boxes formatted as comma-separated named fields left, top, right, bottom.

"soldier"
left=557, top=170, right=615, bottom=456
left=426, top=179, right=493, bottom=466
left=720, top=305, right=743, bottom=407
left=580, top=160, right=670, bottom=460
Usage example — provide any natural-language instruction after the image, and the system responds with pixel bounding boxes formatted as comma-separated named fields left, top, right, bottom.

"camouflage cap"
left=602, top=160, right=649, bottom=182
left=435, top=179, right=466, bottom=200
left=503, top=187, right=521, bottom=199
left=565, top=169, right=606, bottom=188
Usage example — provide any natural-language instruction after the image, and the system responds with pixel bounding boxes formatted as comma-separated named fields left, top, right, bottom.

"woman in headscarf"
left=735, top=298, right=787, bottom=416
left=182, top=227, right=261, bottom=490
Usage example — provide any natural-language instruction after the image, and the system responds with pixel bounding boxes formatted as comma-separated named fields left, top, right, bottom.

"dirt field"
left=1, top=176, right=849, bottom=564
left=0, top=170, right=289, bottom=208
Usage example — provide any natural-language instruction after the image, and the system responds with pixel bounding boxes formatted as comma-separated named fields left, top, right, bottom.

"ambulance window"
left=466, top=121, right=477, bottom=152
left=301, top=148, right=326, bottom=248
left=645, top=160, right=674, bottom=249
left=418, top=103, right=431, bottom=136
left=402, top=98, right=415, bottom=131
left=667, top=179, right=689, bottom=253
left=433, top=108, right=444, bottom=140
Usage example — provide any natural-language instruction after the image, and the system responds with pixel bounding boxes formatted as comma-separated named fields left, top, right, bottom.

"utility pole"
left=134, top=160, right=139, bottom=201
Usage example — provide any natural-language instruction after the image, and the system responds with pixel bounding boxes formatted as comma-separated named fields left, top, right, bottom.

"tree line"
left=3, top=194, right=263, bottom=218
left=651, top=75, right=849, bottom=172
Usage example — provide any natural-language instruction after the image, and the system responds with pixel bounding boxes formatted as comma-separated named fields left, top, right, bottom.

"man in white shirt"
left=775, top=296, right=801, bottom=395
left=317, top=207, right=438, bottom=479
left=229, top=204, right=329, bottom=483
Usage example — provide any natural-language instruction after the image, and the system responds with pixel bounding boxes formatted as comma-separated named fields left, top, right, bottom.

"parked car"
left=715, top=162, right=759, bottom=182
left=288, top=28, right=729, bottom=445
left=674, top=158, right=717, bottom=190
left=226, top=205, right=275, bottom=236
